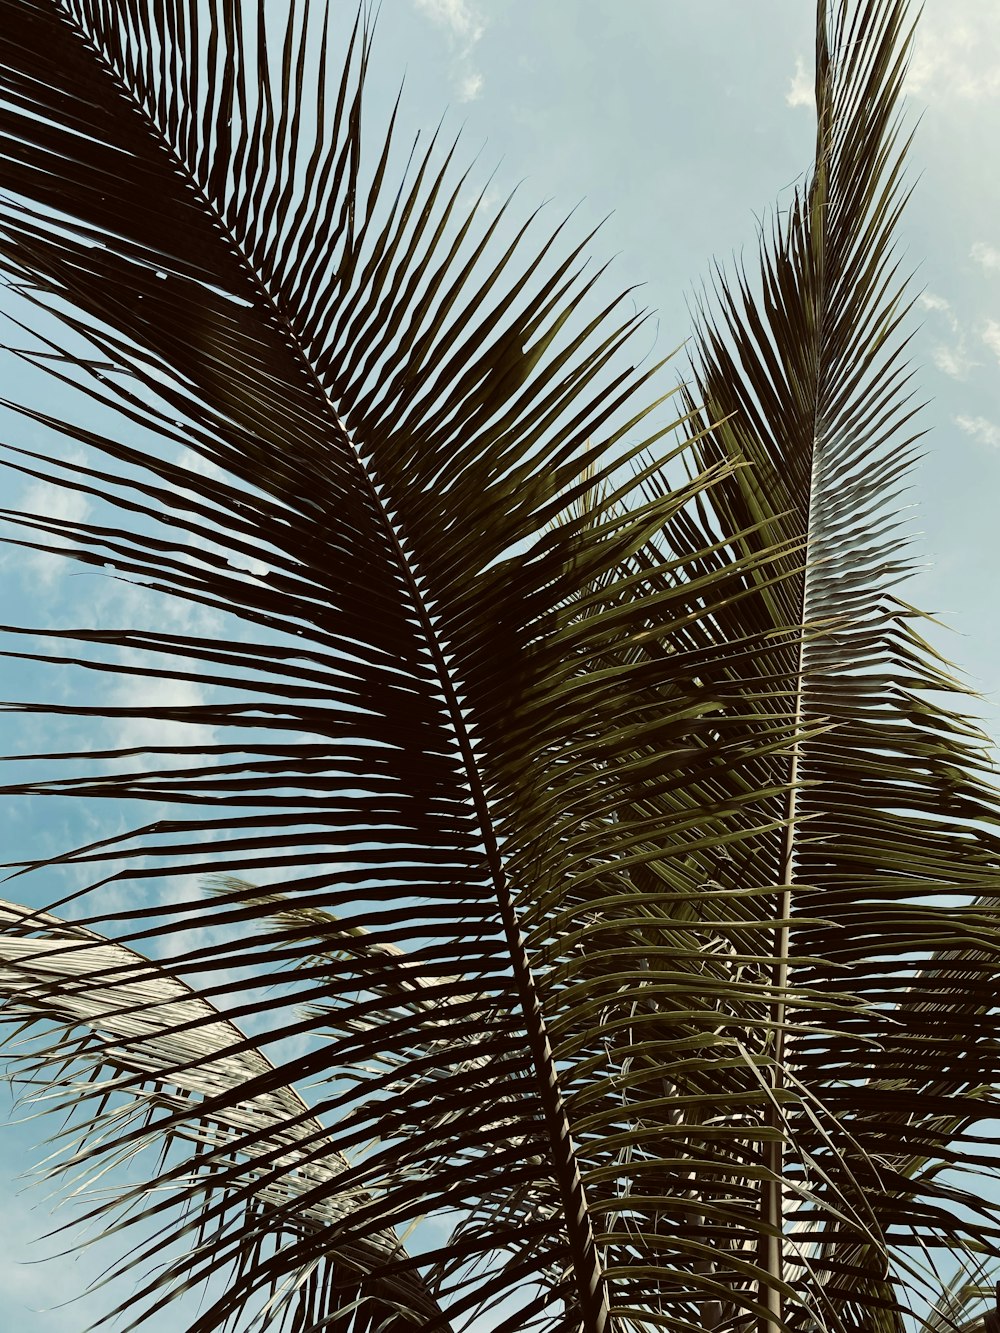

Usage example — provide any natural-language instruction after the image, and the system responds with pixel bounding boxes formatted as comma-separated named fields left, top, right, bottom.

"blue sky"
left=1, top=0, right=999, bottom=1327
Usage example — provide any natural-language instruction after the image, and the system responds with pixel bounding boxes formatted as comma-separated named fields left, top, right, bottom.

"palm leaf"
left=656, top=0, right=1000, bottom=1327
left=0, top=899, right=448, bottom=1332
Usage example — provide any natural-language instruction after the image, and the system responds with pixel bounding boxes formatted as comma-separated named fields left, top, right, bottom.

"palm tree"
left=0, top=0, right=999, bottom=1329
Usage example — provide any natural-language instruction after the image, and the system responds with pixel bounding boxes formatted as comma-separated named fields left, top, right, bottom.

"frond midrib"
left=757, top=8, right=833, bottom=1321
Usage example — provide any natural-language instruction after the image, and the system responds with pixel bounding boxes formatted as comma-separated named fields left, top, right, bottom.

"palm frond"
left=654, top=0, right=1000, bottom=1326
left=0, top=898, right=446, bottom=1332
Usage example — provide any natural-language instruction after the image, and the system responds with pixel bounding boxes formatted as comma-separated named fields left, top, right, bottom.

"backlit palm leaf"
left=659, top=0, right=1000, bottom=1327
left=0, top=900, right=447, bottom=1332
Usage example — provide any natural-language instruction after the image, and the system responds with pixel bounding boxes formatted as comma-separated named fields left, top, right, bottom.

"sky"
left=2, top=0, right=1000, bottom=1328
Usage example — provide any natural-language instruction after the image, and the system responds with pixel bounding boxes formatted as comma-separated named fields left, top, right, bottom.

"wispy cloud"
left=956, top=414, right=1000, bottom=449
left=86, top=567, right=227, bottom=769
left=458, top=71, right=484, bottom=103
left=414, top=0, right=483, bottom=45
left=918, top=292, right=974, bottom=377
left=982, top=319, right=1000, bottom=362
left=931, top=344, right=975, bottom=378
left=971, top=241, right=1000, bottom=272
left=413, top=0, right=485, bottom=101
left=785, top=56, right=814, bottom=110
left=106, top=663, right=218, bottom=767
left=918, top=291, right=960, bottom=334
left=9, top=453, right=92, bottom=587
left=906, top=3, right=1000, bottom=102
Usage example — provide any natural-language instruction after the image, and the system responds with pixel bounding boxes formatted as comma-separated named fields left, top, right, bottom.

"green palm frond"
left=652, top=0, right=1000, bottom=1327
left=0, top=1, right=999, bottom=1332
left=0, top=899, right=447, bottom=1332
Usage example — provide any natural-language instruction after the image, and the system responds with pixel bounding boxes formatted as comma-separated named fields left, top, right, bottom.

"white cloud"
left=414, top=0, right=483, bottom=46
left=91, top=585, right=227, bottom=770
left=107, top=667, right=218, bottom=766
left=918, top=294, right=974, bottom=375
left=458, top=71, right=484, bottom=103
left=13, top=459, right=92, bottom=587
left=785, top=56, right=814, bottom=110
left=918, top=291, right=960, bottom=334
left=227, top=553, right=271, bottom=579
left=956, top=414, right=1000, bottom=448
left=906, top=4, right=1000, bottom=103
left=177, top=444, right=227, bottom=481
left=457, top=182, right=503, bottom=222
left=931, top=343, right=975, bottom=378
left=972, top=241, right=1000, bottom=272
left=982, top=319, right=1000, bottom=361
left=413, top=0, right=485, bottom=102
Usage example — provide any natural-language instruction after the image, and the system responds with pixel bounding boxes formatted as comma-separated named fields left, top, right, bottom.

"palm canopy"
left=0, top=1, right=999, bottom=1331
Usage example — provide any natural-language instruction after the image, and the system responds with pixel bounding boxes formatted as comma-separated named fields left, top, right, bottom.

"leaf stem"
left=758, top=4, right=831, bottom=1329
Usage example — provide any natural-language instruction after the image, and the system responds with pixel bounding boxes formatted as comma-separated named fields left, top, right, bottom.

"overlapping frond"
left=0, top=899, right=447, bottom=1332
left=652, top=0, right=1000, bottom=1327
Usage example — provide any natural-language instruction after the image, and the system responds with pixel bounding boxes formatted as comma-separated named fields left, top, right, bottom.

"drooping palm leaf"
left=0, top=899, right=450, bottom=1332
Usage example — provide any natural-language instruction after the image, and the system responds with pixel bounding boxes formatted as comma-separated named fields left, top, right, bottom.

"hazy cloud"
left=86, top=571, right=227, bottom=768
left=413, top=0, right=485, bottom=101
left=956, top=414, right=1000, bottom=448
left=107, top=665, right=218, bottom=767
left=785, top=56, right=814, bottom=110
left=414, top=0, right=483, bottom=45
left=10, top=456, right=92, bottom=587
left=972, top=241, right=1000, bottom=272
left=918, top=291, right=960, bottom=334
left=918, top=293, right=973, bottom=376
left=458, top=71, right=484, bottom=103
left=931, top=344, right=975, bottom=378
left=907, top=3, right=1000, bottom=102
left=982, top=319, right=1000, bottom=362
